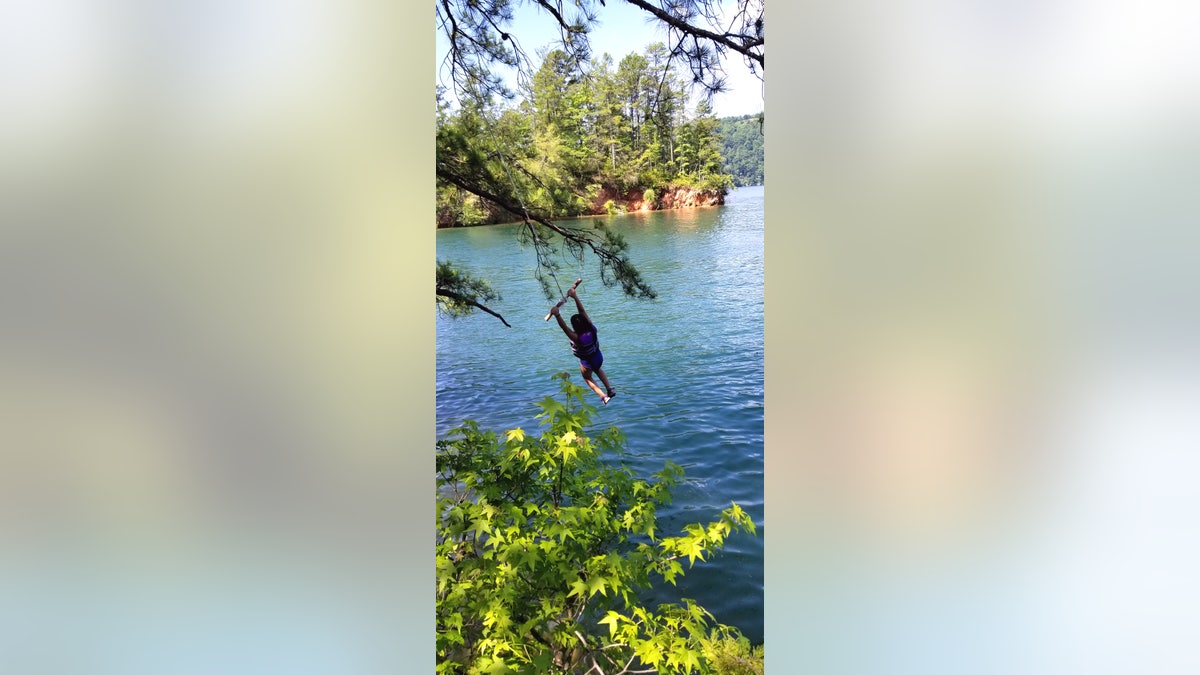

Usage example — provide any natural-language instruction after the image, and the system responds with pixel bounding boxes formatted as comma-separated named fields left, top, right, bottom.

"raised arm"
left=550, top=305, right=578, bottom=342
left=567, top=287, right=592, bottom=326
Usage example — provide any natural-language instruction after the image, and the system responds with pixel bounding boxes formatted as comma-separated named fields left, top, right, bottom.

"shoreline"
left=436, top=184, right=742, bottom=229
left=437, top=202, right=727, bottom=229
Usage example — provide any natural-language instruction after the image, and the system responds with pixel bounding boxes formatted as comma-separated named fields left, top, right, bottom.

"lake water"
left=436, top=185, right=764, bottom=643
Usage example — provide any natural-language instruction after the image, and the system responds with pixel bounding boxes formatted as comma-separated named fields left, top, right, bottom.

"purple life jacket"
left=571, top=329, right=599, bottom=360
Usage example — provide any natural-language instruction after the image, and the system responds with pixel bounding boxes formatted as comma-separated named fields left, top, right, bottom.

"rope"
left=540, top=229, right=565, bottom=299
left=492, top=144, right=565, bottom=298
left=548, top=258, right=565, bottom=298
left=497, top=148, right=532, bottom=226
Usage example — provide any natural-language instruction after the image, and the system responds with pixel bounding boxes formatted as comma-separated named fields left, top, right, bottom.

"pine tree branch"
left=530, top=0, right=574, bottom=34
left=435, top=166, right=657, bottom=299
left=436, top=286, right=512, bottom=327
left=621, top=0, right=765, bottom=67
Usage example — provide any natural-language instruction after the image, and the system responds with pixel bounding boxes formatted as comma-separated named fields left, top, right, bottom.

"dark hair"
left=570, top=314, right=592, bottom=334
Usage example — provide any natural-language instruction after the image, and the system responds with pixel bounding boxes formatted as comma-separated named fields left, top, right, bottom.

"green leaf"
left=519, top=545, right=540, bottom=568
left=587, top=575, right=608, bottom=598
left=680, top=537, right=706, bottom=566
left=664, top=560, right=683, bottom=585
left=598, top=611, right=621, bottom=638
left=634, top=640, right=663, bottom=667
left=531, top=652, right=553, bottom=672
left=567, top=578, right=588, bottom=599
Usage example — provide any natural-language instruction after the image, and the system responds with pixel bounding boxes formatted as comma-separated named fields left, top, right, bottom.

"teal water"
left=436, top=185, right=764, bottom=643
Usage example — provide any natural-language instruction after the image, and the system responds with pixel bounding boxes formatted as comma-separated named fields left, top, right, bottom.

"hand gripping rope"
left=544, top=278, right=583, bottom=321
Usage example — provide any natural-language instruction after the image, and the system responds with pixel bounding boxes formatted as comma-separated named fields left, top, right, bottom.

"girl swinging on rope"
left=549, top=285, right=617, bottom=405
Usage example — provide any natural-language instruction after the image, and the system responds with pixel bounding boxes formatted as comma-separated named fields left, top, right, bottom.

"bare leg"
left=595, top=368, right=615, bottom=397
left=580, top=365, right=609, bottom=401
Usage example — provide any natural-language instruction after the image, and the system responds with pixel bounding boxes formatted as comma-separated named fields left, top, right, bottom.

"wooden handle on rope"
left=544, top=278, right=583, bottom=321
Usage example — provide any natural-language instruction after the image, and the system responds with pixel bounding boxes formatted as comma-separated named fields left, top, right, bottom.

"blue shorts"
left=580, top=351, right=604, bottom=371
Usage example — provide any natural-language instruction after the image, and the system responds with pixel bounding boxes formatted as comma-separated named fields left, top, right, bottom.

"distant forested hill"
left=717, top=114, right=764, bottom=187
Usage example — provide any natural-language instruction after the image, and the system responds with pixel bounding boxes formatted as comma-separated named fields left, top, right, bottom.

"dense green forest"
left=718, top=114, right=765, bottom=187
left=437, top=44, right=747, bottom=228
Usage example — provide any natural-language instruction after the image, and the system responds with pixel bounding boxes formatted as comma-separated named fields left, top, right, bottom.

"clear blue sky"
left=435, top=1, right=764, bottom=118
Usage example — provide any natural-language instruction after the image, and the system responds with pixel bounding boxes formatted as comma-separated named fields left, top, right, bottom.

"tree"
left=716, top=114, right=764, bottom=187
left=615, top=54, right=649, bottom=159
left=436, top=374, right=759, bottom=674
left=689, top=100, right=720, bottom=183
left=526, top=49, right=595, bottom=211
left=589, top=54, right=627, bottom=180
left=640, top=42, right=684, bottom=181
left=435, top=0, right=765, bottom=322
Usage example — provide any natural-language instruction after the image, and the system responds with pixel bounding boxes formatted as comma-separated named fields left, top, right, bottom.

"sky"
left=434, top=0, right=765, bottom=118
